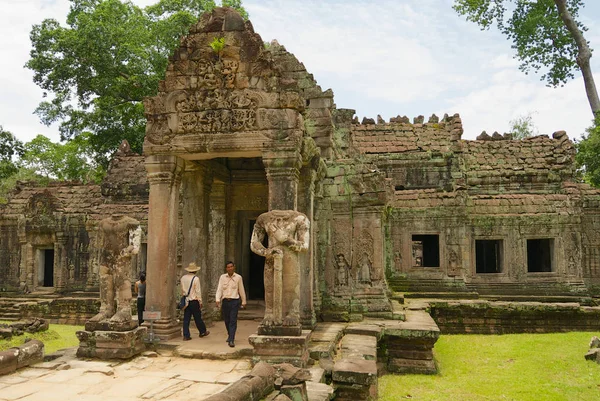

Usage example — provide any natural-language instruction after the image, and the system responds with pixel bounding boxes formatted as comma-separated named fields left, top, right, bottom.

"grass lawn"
left=379, top=332, right=600, bottom=401
left=0, top=323, right=83, bottom=355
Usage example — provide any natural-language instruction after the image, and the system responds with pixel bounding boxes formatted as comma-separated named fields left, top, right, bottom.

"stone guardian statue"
left=89, top=214, right=141, bottom=326
left=250, top=210, right=309, bottom=334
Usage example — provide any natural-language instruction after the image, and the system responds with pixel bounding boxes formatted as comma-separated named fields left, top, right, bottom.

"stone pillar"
left=181, top=162, right=213, bottom=309
left=298, top=166, right=316, bottom=329
left=263, top=151, right=302, bottom=211
left=208, top=181, right=227, bottom=304
left=54, top=232, right=68, bottom=293
left=86, top=229, right=99, bottom=290
left=145, top=155, right=184, bottom=339
left=17, top=217, right=28, bottom=292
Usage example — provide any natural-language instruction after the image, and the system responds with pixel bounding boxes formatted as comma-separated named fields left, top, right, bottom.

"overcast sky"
left=1, top=0, right=599, bottom=144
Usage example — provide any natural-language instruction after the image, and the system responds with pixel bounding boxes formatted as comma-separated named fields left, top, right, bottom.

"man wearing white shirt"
left=216, top=261, right=246, bottom=347
left=180, top=262, right=210, bottom=341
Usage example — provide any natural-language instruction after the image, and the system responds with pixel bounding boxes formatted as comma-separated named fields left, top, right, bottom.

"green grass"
left=0, top=324, right=83, bottom=355
left=379, top=332, right=600, bottom=401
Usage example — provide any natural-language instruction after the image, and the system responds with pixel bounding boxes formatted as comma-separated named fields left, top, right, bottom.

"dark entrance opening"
left=43, top=249, right=54, bottom=287
left=527, top=239, right=554, bottom=272
left=248, top=220, right=266, bottom=300
left=411, top=235, right=440, bottom=267
left=476, top=240, right=503, bottom=273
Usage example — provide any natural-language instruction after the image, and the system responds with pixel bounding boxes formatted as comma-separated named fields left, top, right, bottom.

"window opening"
left=476, top=240, right=502, bottom=273
left=411, top=235, right=440, bottom=267
left=527, top=239, right=554, bottom=272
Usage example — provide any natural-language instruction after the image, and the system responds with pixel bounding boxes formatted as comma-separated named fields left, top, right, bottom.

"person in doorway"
left=180, top=262, right=210, bottom=341
left=216, top=261, right=246, bottom=347
left=134, top=272, right=146, bottom=325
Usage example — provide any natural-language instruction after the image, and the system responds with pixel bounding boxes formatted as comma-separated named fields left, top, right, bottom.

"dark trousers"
left=183, top=300, right=207, bottom=339
left=137, top=297, right=145, bottom=324
left=222, top=298, right=240, bottom=342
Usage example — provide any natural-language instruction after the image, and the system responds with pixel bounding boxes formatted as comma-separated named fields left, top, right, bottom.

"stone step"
left=381, top=309, right=441, bottom=374
left=404, top=291, right=479, bottom=299
left=391, top=300, right=406, bottom=321
left=390, top=292, right=405, bottom=304
left=307, top=322, right=346, bottom=362
left=340, top=334, right=377, bottom=360
left=480, top=294, right=594, bottom=305
left=344, top=322, right=383, bottom=340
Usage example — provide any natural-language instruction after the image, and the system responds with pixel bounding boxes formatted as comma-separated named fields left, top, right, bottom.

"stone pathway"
left=0, top=349, right=251, bottom=401
left=167, top=320, right=258, bottom=359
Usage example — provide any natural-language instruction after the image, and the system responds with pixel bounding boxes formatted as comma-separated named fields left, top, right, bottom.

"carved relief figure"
left=448, top=248, right=462, bottom=276
left=357, top=252, right=372, bottom=285
left=250, top=210, right=310, bottom=328
left=89, top=214, right=141, bottom=324
left=355, top=229, right=375, bottom=285
left=335, top=253, right=350, bottom=287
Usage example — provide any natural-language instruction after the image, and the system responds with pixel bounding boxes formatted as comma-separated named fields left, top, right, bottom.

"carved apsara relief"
left=335, top=253, right=350, bottom=287
left=355, top=229, right=375, bottom=285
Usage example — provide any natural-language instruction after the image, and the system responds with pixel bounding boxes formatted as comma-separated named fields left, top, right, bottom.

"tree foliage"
left=0, top=126, right=24, bottom=180
left=21, top=134, right=104, bottom=182
left=26, top=0, right=246, bottom=166
left=453, top=0, right=599, bottom=115
left=576, top=116, right=600, bottom=187
left=509, top=112, right=539, bottom=139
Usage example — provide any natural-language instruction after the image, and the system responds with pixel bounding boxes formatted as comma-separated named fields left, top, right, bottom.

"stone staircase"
left=237, top=300, right=265, bottom=321
left=0, top=298, right=22, bottom=321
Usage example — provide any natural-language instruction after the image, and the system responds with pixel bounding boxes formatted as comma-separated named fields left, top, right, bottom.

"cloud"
left=1, top=0, right=598, bottom=144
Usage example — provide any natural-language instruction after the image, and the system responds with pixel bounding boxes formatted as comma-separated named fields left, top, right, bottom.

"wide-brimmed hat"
left=184, top=262, right=201, bottom=273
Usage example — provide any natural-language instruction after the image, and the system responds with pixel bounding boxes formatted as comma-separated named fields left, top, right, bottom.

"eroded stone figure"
left=250, top=210, right=310, bottom=328
left=357, top=252, right=372, bottom=285
left=89, top=214, right=141, bottom=324
left=335, top=254, right=350, bottom=287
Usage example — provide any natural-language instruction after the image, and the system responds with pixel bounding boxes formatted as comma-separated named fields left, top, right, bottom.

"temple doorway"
left=38, top=248, right=54, bottom=287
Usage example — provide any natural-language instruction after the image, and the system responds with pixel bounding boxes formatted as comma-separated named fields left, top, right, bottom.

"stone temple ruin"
left=2, top=6, right=600, bottom=364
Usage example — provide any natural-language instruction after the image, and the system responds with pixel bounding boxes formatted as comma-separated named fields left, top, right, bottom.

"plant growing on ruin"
left=210, top=37, right=226, bottom=54
left=509, top=112, right=539, bottom=140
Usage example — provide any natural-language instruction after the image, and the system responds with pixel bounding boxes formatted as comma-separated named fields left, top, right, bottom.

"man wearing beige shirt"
left=216, top=261, right=246, bottom=347
left=180, top=262, right=209, bottom=341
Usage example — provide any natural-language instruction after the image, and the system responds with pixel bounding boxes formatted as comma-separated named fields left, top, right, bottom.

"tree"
left=26, top=0, right=247, bottom=167
left=509, top=112, right=539, bottom=139
left=21, top=134, right=104, bottom=183
left=576, top=116, right=600, bottom=186
left=0, top=126, right=24, bottom=180
left=453, top=0, right=599, bottom=116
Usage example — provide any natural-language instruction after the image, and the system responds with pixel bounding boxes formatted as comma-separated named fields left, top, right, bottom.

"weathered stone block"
left=16, top=339, right=44, bottom=368
left=0, top=348, right=19, bottom=375
left=332, top=358, right=377, bottom=386
left=77, top=327, right=147, bottom=360
left=280, top=383, right=308, bottom=401
left=388, top=357, right=437, bottom=374
left=249, top=331, right=311, bottom=367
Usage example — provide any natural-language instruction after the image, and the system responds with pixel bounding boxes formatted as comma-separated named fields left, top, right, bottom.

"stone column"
left=181, top=162, right=213, bottom=308
left=54, top=232, right=68, bottom=293
left=145, top=155, right=184, bottom=339
left=17, top=217, right=28, bottom=292
left=208, top=181, right=227, bottom=302
left=263, top=151, right=302, bottom=211
left=86, top=229, right=99, bottom=290
left=298, top=166, right=316, bottom=329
